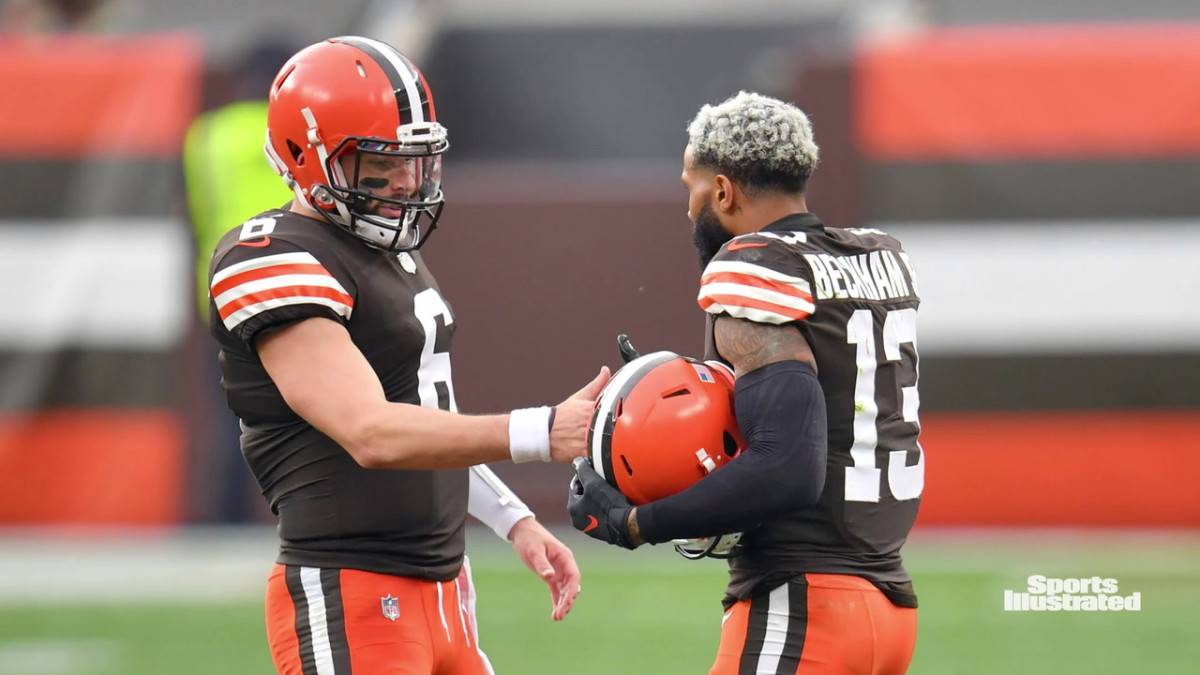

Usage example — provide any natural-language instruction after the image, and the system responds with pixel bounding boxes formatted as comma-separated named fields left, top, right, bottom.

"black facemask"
left=691, top=203, right=733, bottom=270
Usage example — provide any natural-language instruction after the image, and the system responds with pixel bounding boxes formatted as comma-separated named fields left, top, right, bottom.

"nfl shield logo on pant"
left=381, top=595, right=400, bottom=621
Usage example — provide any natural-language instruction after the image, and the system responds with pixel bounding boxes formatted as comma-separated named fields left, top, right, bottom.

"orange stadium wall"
left=916, top=412, right=1200, bottom=527
left=0, top=35, right=200, bottom=526
left=853, top=23, right=1200, bottom=161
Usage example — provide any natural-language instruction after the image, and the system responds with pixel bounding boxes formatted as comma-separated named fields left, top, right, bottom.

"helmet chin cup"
left=673, top=532, right=745, bottom=560
left=311, top=185, right=335, bottom=206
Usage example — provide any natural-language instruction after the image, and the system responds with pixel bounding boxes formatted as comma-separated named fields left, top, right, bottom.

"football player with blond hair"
left=571, top=91, right=922, bottom=674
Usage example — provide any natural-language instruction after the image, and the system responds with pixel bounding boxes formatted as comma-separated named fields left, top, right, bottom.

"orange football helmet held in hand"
left=587, top=351, right=746, bottom=506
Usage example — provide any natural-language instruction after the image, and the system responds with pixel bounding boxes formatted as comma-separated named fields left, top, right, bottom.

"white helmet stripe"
left=588, top=351, right=678, bottom=481
left=301, top=106, right=352, bottom=223
left=335, top=35, right=425, bottom=126
left=263, top=129, right=307, bottom=204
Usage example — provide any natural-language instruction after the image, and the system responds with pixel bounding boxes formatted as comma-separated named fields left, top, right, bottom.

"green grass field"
left=1, top=528, right=1197, bottom=674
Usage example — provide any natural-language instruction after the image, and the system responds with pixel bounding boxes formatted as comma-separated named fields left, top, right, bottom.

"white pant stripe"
left=454, top=577, right=472, bottom=647
left=756, top=583, right=791, bottom=675
left=436, top=580, right=452, bottom=643
left=299, top=567, right=337, bottom=675
left=461, top=557, right=496, bottom=675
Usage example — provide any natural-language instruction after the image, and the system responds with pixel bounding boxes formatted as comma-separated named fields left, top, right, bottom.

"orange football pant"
left=265, top=559, right=493, bottom=674
left=710, top=573, right=917, bottom=675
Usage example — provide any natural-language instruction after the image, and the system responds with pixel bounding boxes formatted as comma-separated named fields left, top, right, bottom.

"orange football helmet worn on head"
left=264, top=36, right=449, bottom=251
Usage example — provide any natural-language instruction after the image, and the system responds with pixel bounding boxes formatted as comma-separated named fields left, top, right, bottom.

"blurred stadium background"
left=1, top=0, right=1198, bottom=672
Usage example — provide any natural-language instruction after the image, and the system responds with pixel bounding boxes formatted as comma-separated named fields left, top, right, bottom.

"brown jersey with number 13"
left=700, top=212, right=922, bottom=609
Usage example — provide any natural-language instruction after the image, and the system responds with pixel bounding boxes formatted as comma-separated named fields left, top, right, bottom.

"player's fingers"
left=525, top=546, right=554, bottom=581
left=548, top=545, right=581, bottom=620
left=571, top=456, right=588, bottom=475
left=554, top=547, right=582, bottom=590
left=552, top=577, right=580, bottom=621
left=573, top=457, right=604, bottom=488
left=570, top=366, right=611, bottom=402
left=550, top=580, right=567, bottom=620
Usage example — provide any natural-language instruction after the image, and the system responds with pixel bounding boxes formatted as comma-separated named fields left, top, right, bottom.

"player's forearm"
left=339, top=402, right=513, bottom=470
left=638, top=361, right=828, bottom=543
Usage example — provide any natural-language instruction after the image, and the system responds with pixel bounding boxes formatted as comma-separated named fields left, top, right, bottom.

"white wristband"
left=508, top=406, right=553, bottom=463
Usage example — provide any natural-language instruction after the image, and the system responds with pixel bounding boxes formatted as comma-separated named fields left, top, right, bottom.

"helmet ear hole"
left=275, top=64, right=297, bottom=90
left=722, top=431, right=739, bottom=458
left=287, top=140, right=305, bottom=165
left=590, top=351, right=741, bottom=504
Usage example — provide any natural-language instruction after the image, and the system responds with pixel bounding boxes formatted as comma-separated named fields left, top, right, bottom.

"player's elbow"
left=760, top=440, right=826, bottom=516
left=339, top=416, right=402, bottom=469
left=788, top=437, right=828, bottom=509
left=345, top=439, right=388, bottom=469
left=787, top=463, right=826, bottom=510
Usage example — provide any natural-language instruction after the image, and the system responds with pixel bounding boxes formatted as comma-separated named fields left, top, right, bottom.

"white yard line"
left=0, top=639, right=120, bottom=674
left=0, top=526, right=1195, bottom=604
left=0, top=526, right=277, bottom=604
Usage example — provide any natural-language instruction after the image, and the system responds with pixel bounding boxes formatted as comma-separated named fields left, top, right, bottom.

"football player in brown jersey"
left=209, top=36, right=609, bottom=674
left=570, top=91, right=922, bottom=674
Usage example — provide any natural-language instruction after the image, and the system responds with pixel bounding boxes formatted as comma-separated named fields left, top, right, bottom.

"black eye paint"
left=359, top=177, right=389, bottom=189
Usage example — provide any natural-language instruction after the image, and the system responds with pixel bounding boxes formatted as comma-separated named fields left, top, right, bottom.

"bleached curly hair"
left=686, top=91, right=819, bottom=195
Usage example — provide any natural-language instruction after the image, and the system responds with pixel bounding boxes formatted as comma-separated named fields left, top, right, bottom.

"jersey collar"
left=760, top=212, right=823, bottom=233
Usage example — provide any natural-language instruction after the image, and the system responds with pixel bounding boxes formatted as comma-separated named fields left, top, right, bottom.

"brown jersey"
left=209, top=209, right=465, bottom=580
left=700, top=212, right=922, bottom=608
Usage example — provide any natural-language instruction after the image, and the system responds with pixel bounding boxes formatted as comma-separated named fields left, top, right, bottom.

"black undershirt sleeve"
left=636, top=360, right=828, bottom=544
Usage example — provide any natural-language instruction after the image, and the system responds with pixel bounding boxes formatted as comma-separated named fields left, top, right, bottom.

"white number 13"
left=844, top=308, right=924, bottom=503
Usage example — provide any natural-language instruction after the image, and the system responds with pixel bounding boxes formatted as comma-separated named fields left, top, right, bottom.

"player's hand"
left=568, top=458, right=640, bottom=550
left=548, top=367, right=611, bottom=463
left=617, top=333, right=641, bottom=363
left=508, top=517, right=582, bottom=621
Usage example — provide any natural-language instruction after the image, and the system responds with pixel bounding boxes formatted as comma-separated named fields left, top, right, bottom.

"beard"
left=691, top=203, right=733, bottom=270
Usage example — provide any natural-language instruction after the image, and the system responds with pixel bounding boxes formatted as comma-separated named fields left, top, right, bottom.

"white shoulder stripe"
left=698, top=282, right=816, bottom=314
left=212, top=251, right=321, bottom=285
left=702, top=260, right=811, bottom=289
left=222, top=295, right=353, bottom=331
left=213, top=273, right=348, bottom=308
left=701, top=301, right=802, bottom=325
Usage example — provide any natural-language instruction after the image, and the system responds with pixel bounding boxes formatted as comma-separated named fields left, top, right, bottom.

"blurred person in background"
left=186, top=40, right=297, bottom=313
left=207, top=36, right=609, bottom=674
left=569, top=91, right=922, bottom=674
left=0, top=0, right=106, bottom=33
left=183, top=40, right=296, bottom=523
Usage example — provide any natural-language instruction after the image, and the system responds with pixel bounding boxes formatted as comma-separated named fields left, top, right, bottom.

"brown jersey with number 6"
left=209, top=207, right=466, bottom=581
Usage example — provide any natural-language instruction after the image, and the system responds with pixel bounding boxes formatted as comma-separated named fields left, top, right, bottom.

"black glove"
left=617, top=333, right=641, bottom=364
left=568, top=458, right=640, bottom=549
